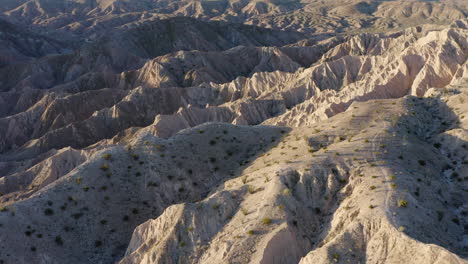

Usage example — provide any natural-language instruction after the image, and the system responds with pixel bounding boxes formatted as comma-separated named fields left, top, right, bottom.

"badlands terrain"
left=0, top=0, right=467, bottom=263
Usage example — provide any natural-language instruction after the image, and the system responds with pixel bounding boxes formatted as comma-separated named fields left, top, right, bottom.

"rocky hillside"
left=0, top=1, right=466, bottom=264
left=0, top=0, right=466, bottom=38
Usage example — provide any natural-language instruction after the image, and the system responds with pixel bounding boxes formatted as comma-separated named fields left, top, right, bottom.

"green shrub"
left=397, top=199, right=408, bottom=207
left=241, top=176, right=248, bottom=184
left=262, top=218, right=272, bottom=225
left=100, top=163, right=109, bottom=171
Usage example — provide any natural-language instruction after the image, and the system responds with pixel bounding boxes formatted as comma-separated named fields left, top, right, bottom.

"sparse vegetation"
left=397, top=199, right=408, bottom=207
left=100, top=163, right=109, bottom=171
left=248, top=185, right=257, bottom=194
left=55, top=236, right=63, bottom=246
left=44, top=208, right=54, bottom=216
left=262, top=218, right=272, bottom=225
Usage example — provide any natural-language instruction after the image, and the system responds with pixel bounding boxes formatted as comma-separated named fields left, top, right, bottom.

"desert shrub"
left=332, top=253, right=339, bottom=261
left=72, top=213, right=83, bottom=219
left=147, top=181, right=158, bottom=187
left=103, top=154, right=111, bottom=160
left=369, top=186, right=376, bottom=190
left=437, top=211, right=444, bottom=221
left=100, top=163, right=109, bottom=171
left=247, top=230, right=255, bottom=235
left=241, top=176, right=248, bottom=184
left=397, top=199, right=408, bottom=207
left=55, top=236, right=63, bottom=246
left=44, top=208, right=54, bottom=216
left=262, top=218, right=272, bottom=225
